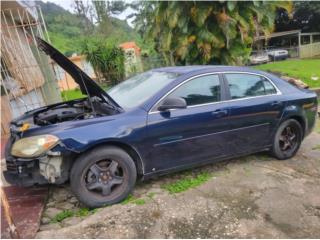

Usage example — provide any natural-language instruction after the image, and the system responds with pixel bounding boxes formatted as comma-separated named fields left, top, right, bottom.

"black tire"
left=271, top=119, right=303, bottom=160
left=70, top=146, right=137, bottom=208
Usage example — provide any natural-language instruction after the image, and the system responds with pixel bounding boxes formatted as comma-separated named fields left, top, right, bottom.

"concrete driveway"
left=35, top=121, right=320, bottom=238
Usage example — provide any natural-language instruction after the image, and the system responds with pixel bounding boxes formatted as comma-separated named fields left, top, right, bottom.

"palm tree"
left=133, top=1, right=292, bottom=65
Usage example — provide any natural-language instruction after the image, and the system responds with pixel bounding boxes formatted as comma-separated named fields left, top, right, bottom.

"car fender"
left=71, top=138, right=146, bottom=175
left=56, top=118, right=146, bottom=152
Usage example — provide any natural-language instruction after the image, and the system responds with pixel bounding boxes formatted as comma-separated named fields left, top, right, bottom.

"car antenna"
left=77, top=69, right=96, bottom=116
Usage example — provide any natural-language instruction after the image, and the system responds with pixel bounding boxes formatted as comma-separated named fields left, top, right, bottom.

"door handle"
left=270, top=101, right=282, bottom=107
left=211, top=109, right=228, bottom=117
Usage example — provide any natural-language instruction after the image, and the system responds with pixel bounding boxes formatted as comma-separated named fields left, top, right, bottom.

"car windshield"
left=107, top=71, right=179, bottom=109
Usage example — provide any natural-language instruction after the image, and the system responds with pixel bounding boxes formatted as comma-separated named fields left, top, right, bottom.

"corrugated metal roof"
left=254, top=30, right=301, bottom=41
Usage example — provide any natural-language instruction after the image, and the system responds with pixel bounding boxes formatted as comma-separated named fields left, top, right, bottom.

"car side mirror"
left=158, top=97, right=187, bottom=111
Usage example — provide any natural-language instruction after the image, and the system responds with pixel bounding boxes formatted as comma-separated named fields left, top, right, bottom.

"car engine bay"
left=34, top=97, right=118, bottom=126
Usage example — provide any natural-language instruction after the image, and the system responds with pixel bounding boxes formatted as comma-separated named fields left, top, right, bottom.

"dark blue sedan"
left=4, top=39, right=318, bottom=207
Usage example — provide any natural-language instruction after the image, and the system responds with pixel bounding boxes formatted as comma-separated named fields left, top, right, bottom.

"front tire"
left=70, top=146, right=137, bottom=208
left=271, top=119, right=303, bottom=160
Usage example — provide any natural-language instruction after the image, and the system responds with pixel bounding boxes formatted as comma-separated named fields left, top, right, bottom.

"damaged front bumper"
left=3, top=137, right=72, bottom=186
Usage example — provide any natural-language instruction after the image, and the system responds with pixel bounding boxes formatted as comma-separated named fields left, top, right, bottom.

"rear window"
left=225, top=73, right=277, bottom=99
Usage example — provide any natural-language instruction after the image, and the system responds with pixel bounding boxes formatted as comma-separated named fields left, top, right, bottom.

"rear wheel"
left=271, top=119, right=303, bottom=160
left=70, top=146, right=136, bottom=208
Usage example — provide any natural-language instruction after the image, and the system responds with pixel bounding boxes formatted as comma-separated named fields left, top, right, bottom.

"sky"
left=44, top=0, right=135, bottom=26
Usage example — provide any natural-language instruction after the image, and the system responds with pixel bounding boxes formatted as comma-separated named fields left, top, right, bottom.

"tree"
left=91, top=0, right=127, bottom=35
left=72, top=0, right=128, bottom=36
left=276, top=1, right=320, bottom=32
left=72, top=0, right=94, bottom=34
left=80, top=38, right=125, bottom=86
left=132, top=1, right=292, bottom=65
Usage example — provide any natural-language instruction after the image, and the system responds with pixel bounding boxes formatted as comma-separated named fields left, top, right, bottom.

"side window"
left=225, top=73, right=277, bottom=99
left=166, top=75, right=221, bottom=106
left=263, top=79, right=277, bottom=94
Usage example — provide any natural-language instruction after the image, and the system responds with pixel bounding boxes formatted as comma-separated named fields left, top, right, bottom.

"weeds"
left=161, top=172, right=211, bottom=194
left=51, top=210, right=74, bottom=223
left=121, top=194, right=146, bottom=205
left=50, top=208, right=97, bottom=223
left=312, top=144, right=320, bottom=150
left=316, top=120, right=320, bottom=134
left=133, top=198, right=146, bottom=205
left=147, top=192, right=156, bottom=199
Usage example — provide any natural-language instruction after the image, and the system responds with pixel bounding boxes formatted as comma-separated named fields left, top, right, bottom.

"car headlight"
left=11, top=135, right=59, bottom=158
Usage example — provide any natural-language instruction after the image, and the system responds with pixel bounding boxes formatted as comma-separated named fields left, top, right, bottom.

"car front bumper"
left=4, top=136, right=72, bottom=186
left=3, top=168, right=48, bottom=187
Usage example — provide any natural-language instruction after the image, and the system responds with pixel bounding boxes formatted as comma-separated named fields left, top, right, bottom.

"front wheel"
left=271, top=119, right=303, bottom=160
left=70, top=146, right=137, bottom=208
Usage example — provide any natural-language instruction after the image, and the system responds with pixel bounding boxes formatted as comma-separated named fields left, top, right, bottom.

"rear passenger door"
left=222, top=73, right=284, bottom=155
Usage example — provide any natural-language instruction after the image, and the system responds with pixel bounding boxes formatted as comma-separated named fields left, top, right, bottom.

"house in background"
left=53, top=54, right=96, bottom=91
left=0, top=1, right=61, bottom=137
left=119, top=42, right=143, bottom=77
left=254, top=30, right=320, bottom=58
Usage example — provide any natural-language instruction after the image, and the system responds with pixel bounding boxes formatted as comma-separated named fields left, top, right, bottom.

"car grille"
left=5, top=134, right=19, bottom=173
left=5, top=154, right=36, bottom=174
left=6, top=161, right=18, bottom=171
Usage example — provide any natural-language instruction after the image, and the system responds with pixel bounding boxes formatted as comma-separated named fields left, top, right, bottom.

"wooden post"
left=298, top=32, right=301, bottom=58
left=0, top=185, right=20, bottom=239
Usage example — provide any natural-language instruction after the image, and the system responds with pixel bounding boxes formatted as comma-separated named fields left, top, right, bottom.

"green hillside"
left=37, top=1, right=142, bottom=55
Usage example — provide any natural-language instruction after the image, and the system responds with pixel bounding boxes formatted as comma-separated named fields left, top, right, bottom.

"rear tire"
left=70, top=146, right=136, bottom=208
left=271, top=119, right=303, bottom=160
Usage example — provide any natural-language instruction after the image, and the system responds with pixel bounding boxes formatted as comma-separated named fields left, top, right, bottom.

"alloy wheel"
left=85, top=159, right=124, bottom=196
left=279, top=125, right=298, bottom=152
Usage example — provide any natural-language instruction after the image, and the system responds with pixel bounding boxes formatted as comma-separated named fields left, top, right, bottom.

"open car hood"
left=36, top=37, right=121, bottom=110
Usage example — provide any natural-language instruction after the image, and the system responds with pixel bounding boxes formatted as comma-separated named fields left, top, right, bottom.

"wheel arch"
left=280, top=103, right=308, bottom=138
left=73, top=140, right=145, bottom=177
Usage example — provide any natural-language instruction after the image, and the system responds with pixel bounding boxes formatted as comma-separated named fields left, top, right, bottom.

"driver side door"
left=144, top=74, right=232, bottom=173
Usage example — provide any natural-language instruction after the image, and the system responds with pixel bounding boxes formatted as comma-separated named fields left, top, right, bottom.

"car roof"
left=153, top=65, right=261, bottom=75
left=141, top=65, right=302, bottom=111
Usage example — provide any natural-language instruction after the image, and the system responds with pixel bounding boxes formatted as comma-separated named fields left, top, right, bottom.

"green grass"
left=50, top=208, right=97, bottom=223
left=61, top=85, right=110, bottom=101
left=133, top=198, right=146, bottom=205
left=162, top=172, right=211, bottom=194
left=146, top=192, right=156, bottom=199
left=121, top=194, right=146, bottom=205
left=61, top=88, right=85, bottom=101
left=50, top=210, right=74, bottom=223
left=254, top=58, right=320, bottom=88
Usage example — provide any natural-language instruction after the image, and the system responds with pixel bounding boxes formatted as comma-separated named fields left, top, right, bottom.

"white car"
left=267, top=49, right=289, bottom=61
left=249, top=52, right=269, bottom=65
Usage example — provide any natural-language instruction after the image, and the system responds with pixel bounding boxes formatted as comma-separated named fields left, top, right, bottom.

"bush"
left=80, top=37, right=125, bottom=86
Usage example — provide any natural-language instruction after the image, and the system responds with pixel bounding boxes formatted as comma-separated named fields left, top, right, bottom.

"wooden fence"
left=300, top=42, right=320, bottom=58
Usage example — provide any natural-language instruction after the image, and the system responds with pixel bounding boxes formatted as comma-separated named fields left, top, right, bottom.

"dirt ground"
left=34, top=121, right=320, bottom=238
